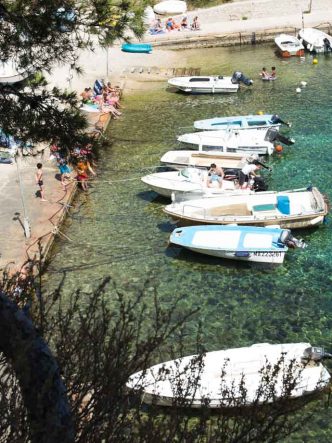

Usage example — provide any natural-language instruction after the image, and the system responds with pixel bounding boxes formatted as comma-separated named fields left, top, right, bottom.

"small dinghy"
left=298, top=28, right=332, bottom=53
left=275, top=34, right=305, bottom=57
left=178, top=127, right=294, bottom=156
left=121, top=43, right=152, bottom=53
left=164, top=186, right=328, bottom=229
left=170, top=225, right=306, bottom=264
left=168, top=71, right=253, bottom=94
left=127, top=343, right=331, bottom=408
left=194, top=114, right=289, bottom=131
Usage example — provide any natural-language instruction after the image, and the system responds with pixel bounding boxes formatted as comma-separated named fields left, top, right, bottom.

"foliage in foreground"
left=0, top=265, right=329, bottom=442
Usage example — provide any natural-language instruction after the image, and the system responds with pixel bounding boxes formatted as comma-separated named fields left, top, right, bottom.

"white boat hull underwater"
left=275, top=34, right=305, bottom=57
left=194, top=114, right=286, bottom=131
left=127, top=343, right=331, bottom=408
left=177, top=127, right=294, bottom=156
left=168, top=72, right=253, bottom=94
left=298, top=28, right=332, bottom=53
left=141, top=168, right=244, bottom=198
left=169, top=225, right=298, bottom=264
left=164, top=186, right=328, bottom=229
left=160, top=150, right=250, bottom=170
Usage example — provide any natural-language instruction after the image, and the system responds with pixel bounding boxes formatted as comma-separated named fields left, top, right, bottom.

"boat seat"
left=252, top=203, right=276, bottom=212
left=208, top=204, right=251, bottom=217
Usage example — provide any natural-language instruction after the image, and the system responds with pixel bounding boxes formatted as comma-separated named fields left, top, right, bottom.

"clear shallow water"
left=45, top=44, right=332, bottom=440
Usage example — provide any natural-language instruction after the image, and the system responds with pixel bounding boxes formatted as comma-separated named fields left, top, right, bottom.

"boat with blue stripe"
left=121, top=43, right=152, bottom=53
left=170, top=225, right=305, bottom=264
left=194, top=114, right=290, bottom=131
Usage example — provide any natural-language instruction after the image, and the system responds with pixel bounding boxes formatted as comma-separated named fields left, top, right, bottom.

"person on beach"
left=35, top=163, right=47, bottom=201
left=80, top=87, right=93, bottom=103
left=207, top=163, right=224, bottom=188
left=57, top=158, right=72, bottom=190
left=181, top=16, right=188, bottom=29
left=191, top=16, right=200, bottom=31
left=76, top=159, right=96, bottom=191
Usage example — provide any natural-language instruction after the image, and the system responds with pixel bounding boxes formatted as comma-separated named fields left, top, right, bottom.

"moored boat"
left=168, top=71, right=253, bottom=94
left=141, top=168, right=239, bottom=198
left=177, top=127, right=294, bottom=156
left=159, top=150, right=253, bottom=170
left=169, top=225, right=306, bottom=264
left=298, top=28, right=332, bottom=53
left=164, top=186, right=328, bottom=229
left=121, top=43, right=152, bottom=53
left=194, top=114, right=289, bottom=131
left=127, top=343, right=331, bottom=408
left=275, top=34, right=305, bottom=57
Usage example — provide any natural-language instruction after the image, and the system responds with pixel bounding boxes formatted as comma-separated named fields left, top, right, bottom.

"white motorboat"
left=275, top=34, right=305, bottom=57
left=298, top=28, right=332, bottom=53
left=169, top=225, right=306, bottom=264
left=0, top=60, right=29, bottom=84
left=141, top=168, right=241, bottom=198
left=194, top=114, right=289, bottom=131
left=159, top=150, right=253, bottom=170
left=168, top=71, right=253, bottom=94
left=177, top=127, right=294, bottom=156
left=164, top=186, right=328, bottom=229
left=127, top=343, right=331, bottom=408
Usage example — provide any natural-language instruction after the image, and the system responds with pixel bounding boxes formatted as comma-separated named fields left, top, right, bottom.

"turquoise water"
left=45, top=44, right=332, bottom=440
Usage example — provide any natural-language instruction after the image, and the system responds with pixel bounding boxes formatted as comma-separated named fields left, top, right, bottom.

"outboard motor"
left=279, top=229, right=307, bottom=249
left=231, top=71, right=253, bottom=86
left=251, top=176, right=268, bottom=192
left=265, top=128, right=295, bottom=146
left=270, top=114, right=291, bottom=127
left=323, top=38, right=332, bottom=52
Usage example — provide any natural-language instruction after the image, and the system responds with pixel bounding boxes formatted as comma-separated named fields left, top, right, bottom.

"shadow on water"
left=166, top=245, right=280, bottom=272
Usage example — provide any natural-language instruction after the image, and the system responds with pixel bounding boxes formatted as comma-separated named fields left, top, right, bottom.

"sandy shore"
left=1, top=0, right=332, bottom=271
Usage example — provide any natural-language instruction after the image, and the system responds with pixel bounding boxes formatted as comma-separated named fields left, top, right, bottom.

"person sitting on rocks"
left=181, top=16, right=188, bottom=29
left=191, top=16, right=200, bottom=31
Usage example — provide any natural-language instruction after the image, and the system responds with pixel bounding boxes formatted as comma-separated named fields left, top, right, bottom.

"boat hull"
left=121, top=43, right=152, bottom=53
left=159, top=151, right=248, bottom=171
left=168, top=76, right=239, bottom=94
left=164, top=211, right=325, bottom=230
left=164, top=187, right=328, bottom=230
left=170, top=225, right=288, bottom=264
left=194, top=114, right=281, bottom=131
left=127, top=343, right=331, bottom=408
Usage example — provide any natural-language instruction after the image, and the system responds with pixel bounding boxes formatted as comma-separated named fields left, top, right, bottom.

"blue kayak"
left=121, top=43, right=152, bottom=54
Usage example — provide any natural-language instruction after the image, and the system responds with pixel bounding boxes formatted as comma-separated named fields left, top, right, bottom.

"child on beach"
left=57, top=158, right=72, bottom=190
left=35, top=163, right=47, bottom=201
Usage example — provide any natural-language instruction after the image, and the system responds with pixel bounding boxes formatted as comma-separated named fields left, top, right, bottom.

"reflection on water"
left=44, top=44, right=332, bottom=440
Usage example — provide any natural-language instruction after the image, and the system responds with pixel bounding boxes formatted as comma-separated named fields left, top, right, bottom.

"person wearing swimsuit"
left=35, top=163, right=47, bottom=201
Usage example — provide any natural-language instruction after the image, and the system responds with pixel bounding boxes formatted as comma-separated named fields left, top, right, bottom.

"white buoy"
left=301, top=81, right=307, bottom=87
left=296, top=88, right=301, bottom=93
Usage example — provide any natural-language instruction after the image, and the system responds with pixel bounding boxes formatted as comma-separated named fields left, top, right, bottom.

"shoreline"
left=1, top=0, right=332, bottom=272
